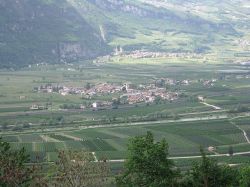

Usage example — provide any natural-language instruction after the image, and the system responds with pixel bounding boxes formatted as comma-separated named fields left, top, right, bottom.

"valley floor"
left=1, top=62, right=250, bottom=169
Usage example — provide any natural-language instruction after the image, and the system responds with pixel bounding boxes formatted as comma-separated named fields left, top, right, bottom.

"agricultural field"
left=1, top=62, right=250, bottom=167
left=1, top=117, right=249, bottom=163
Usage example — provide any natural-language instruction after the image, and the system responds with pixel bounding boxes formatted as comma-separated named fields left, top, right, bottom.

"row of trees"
left=116, top=132, right=250, bottom=187
left=1, top=133, right=250, bottom=187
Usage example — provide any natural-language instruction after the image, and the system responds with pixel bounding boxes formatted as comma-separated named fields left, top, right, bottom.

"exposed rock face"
left=0, top=0, right=109, bottom=68
left=59, top=42, right=83, bottom=62
left=59, top=42, right=100, bottom=62
left=0, top=0, right=240, bottom=68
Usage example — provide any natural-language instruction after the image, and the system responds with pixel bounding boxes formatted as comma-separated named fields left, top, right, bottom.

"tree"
left=56, top=116, right=64, bottom=125
left=228, top=146, right=234, bottom=156
left=0, top=138, right=34, bottom=187
left=155, top=79, right=165, bottom=88
left=22, top=123, right=31, bottom=129
left=186, top=148, right=238, bottom=187
left=116, top=131, right=179, bottom=187
left=239, top=166, right=250, bottom=187
left=154, top=96, right=161, bottom=105
left=52, top=150, right=110, bottom=187
left=112, top=98, right=120, bottom=109
left=85, top=82, right=91, bottom=90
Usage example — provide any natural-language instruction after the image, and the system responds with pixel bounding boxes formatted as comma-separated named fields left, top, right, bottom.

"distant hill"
left=0, top=0, right=249, bottom=68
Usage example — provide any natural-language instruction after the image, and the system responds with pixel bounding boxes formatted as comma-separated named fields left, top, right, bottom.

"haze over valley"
left=1, top=0, right=250, bottom=186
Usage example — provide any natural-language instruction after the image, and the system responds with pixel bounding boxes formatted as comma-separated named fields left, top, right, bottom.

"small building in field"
left=92, top=102, right=98, bottom=108
left=30, top=104, right=47, bottom=110
left=198, top=96, right=205, bottom=102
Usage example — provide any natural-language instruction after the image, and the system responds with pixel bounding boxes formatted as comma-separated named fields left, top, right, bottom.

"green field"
left=2, top=118, right=248, bottom=163
left=1, top=62, right=250, bottom=166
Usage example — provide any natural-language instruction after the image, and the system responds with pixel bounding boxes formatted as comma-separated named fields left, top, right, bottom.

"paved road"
left=3, top=112, right=249, bottom=136
left=78, top=115, right=228, bottom=130
left=105, top=151, right=250, bottom=163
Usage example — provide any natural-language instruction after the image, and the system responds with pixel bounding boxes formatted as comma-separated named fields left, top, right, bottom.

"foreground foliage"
left=117, top=132, right=250, bottom=187
left=180, top=148, right=239, bottom=187
left=1, top=132, right=250, bottom=187
left=116, top=131, right=179, bottom=187
left=0, top=138, right=33, bottom=187
left=52, top=150, right=110, bottom=187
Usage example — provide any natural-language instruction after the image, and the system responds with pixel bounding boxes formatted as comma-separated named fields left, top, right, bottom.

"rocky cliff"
left=0, top=0, right=109, bottom=68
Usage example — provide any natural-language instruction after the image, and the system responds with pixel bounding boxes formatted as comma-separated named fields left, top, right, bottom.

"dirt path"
left=40, top=135, right=61, bottom=142
left=92, top=152, right=98, bottom=162
left=58, top=133, right=83, bottom=141
left=230, top=121, right=250, bottom=144
left=200, top=102, right=222, bottom=110
left=237, top=126, right=250, bottom=144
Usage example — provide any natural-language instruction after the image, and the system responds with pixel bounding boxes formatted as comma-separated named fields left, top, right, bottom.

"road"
left=103, top=151, right=250, bottom=163
left=5, top=112, right=250, bottom=136
left=200, top=102, right=222, bottom=110
left=78, top=115, right=228, bottom=130
left=231, top=121, right=250, bottom=144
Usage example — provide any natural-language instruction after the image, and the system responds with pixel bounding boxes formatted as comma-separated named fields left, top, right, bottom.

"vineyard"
left=1, top=63, right=250, bottom=167
left=3, top=118, right=248, bottom=162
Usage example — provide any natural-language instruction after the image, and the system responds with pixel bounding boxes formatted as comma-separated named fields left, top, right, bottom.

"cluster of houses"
left=35, top=83, right=128, bottom=98
left=34, top=82, right=180, bottom=108
left=237, top=39, right=250, bottom=48
left=34, top=84, right=62, bottom=93
left=240, top=61, right=250, bottom=66
left=160, top=78, right=190, bottom=86
left=118, top=50, right=203, bottom=59
left=30, top=104, right=47, bottom=110
left=235, top=74, right=250, bottom=79
left=160, top=78, right=217, bottom=87
left=89, top=83, right=122, bottom=95
left=33, top=77, right=220, bottom=110
left=123, top=86, right=179, bottom=104
left=198, top=79, right=217, bottom=87
left=93, top=49, right=204, bottom=64
left=34, top=83, right=123, bottom=97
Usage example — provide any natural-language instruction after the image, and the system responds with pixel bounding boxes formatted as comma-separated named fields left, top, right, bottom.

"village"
left=121, top=50, right=204, bottom=59
left=33, top=81, right=179, bottom=109
left=94, top=47, right=205, bottom=64
left=111, top=46, right=204, bottom=59
left=237, top=39, right=250, bottom=48
left=32, top=76, right=219, bottom=111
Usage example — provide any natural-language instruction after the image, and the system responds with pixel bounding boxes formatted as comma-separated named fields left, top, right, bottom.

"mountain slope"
left=0, top=0, right=109, bottom=68
left=0, top=0, right=249, bottom=68
left=65, top=0, right=238, bottom=54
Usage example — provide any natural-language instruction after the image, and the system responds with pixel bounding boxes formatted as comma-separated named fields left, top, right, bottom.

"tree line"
left=1, top=132, right=250, bottom=187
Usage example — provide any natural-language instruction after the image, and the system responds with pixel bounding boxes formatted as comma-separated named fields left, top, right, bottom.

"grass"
left=3, top=117, right=246, bottom=160
left=217, top=143, right=250, bottom=154
left=1, top=63, right=250, bottom=166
